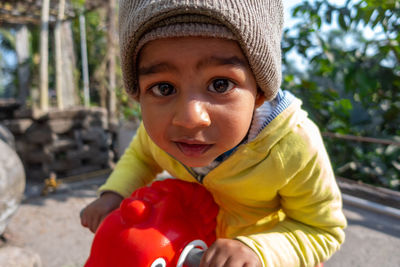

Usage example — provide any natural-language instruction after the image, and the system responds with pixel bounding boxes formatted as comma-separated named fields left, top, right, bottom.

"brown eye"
left=150, top=83, right=176, bottom=96
left=208, top=79, right=235, bottom=93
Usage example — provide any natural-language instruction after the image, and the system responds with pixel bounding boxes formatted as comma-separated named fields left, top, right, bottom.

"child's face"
left=137, top=37, right=265, bottom=167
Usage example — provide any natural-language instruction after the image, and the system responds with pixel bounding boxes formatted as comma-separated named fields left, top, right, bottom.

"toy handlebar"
left=183, top=247, right=204, bottom=267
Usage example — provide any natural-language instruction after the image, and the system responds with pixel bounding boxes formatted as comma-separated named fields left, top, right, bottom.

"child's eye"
left=207, top=79, right=235, bottom=93
left=149, top=83, right=176, bottom=96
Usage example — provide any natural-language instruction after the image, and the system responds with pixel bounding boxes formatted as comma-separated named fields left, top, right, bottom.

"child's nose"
left=172, top=100, right=211, bottom=129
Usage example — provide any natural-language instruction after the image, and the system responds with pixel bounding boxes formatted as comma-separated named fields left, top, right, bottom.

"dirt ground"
left=5, top=177, right=105, bottom=267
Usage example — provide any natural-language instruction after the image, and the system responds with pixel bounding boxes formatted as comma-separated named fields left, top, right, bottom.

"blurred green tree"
left=282, top=0, right=400, bottom=189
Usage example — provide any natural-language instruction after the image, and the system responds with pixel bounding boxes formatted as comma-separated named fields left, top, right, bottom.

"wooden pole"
left=15, top=24, right=30, bottom=105
left=79, top=12, right=90, bottom=108
left=55, top=0, right=65, bottom=109
left=107, top=0, right=117, bottom=121
left=61, top=20, right=79, bottom=107
left=39, top=0, right=50, bottom=111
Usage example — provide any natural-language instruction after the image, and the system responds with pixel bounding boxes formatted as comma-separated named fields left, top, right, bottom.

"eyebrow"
left=138, top=62, right=179, bottom=76
left=138, top=55, right=248, bottom=77
left=196, top=56, right=248, bottom=70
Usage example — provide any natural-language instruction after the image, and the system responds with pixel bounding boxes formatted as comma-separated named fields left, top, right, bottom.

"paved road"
left=5, top=177, right=400, bottom=267
left=326, top=202, right=400, bottom=267
left=5, top=178, right=102, bottom=267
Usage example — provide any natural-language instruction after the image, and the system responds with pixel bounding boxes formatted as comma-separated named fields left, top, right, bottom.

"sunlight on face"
left=137, top=37, right=265, bottom=167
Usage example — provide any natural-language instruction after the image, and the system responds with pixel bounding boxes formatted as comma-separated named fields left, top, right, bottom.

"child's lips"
left=175, top=142, right=213, bottom=157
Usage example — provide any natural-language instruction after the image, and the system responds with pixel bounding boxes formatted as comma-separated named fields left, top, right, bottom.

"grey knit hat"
left=119, top=0, right=284, bottom=101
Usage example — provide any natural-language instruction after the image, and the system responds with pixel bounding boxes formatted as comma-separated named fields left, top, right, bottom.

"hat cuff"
left=136, top=23, right=236, bottom=59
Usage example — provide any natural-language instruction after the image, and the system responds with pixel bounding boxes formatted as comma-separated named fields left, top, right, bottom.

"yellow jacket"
left=100, top=98, right=347, bottom=267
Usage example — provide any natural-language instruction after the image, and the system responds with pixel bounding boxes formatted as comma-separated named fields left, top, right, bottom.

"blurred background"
left=0, top=0, right=399, bottom=266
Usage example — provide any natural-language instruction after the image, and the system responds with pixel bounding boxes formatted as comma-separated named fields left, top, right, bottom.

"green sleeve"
left=98, top=123, right=162, bottom=198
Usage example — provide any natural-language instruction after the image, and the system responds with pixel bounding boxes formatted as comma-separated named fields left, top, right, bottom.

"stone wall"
left=1, top=107, right=115, bottom=181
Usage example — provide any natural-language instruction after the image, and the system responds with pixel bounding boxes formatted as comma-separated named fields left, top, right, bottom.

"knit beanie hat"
left=119, top=0, right=284, bottom=101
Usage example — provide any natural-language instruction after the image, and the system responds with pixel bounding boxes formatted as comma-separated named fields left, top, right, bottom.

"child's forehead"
left=139, top=37, right=246, bottom=61
left=137, top=38, right=252, bottom=76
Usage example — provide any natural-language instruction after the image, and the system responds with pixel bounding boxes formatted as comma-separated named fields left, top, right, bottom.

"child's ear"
left=255, top=90, right=266, bottom=108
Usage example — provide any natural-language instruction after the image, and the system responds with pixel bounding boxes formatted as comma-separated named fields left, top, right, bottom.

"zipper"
left=181, top=164, right=205, bottom=183
left=166, top=152, right=205, bottom=183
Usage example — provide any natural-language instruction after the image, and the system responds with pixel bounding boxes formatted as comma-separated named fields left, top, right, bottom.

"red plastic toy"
left=85, top=179, right=219, bottom=267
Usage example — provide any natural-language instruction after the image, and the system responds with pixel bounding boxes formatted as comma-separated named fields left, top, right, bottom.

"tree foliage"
left=282, top=0, right=400, bottom=189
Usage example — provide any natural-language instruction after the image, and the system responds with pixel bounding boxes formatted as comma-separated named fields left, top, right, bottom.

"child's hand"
left=200, top=238, right=261, bottom=267
left=80, top=191, right=123, bottom=233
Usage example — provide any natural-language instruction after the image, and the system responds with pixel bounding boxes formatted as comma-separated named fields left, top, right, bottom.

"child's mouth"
left=175, top=142, right=212, bottom=157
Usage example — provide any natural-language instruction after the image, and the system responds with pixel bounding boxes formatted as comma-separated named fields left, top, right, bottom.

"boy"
left=81, top=0, right=347, bottom=266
